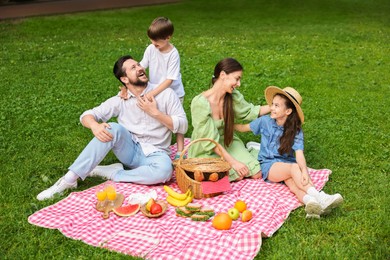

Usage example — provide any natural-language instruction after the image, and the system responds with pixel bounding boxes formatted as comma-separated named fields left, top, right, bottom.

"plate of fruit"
left=140, top=199, right=168, bottom=218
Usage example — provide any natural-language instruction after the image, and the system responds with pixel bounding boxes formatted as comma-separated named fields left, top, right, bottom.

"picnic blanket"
left=28, top=140, right=332, bottom=259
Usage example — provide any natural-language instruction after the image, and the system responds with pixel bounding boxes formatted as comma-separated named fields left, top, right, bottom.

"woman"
left=189, top=58, right=270, bottom=181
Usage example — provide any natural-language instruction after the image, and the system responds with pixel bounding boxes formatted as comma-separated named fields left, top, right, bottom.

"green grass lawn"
left=1, top=0, right=389, bottom=258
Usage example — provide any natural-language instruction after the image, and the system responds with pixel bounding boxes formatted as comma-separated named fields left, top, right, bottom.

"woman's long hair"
left=212, top=58, right=243, bottom=147
left=278, top=94, right=302, bottom=155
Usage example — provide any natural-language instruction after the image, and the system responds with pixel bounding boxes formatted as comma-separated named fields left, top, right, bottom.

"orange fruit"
left=241, top=210, right=253, bottom=222
left=234, top=200, right=247, bottom=213
left=212, top=213, right=232, bottom=230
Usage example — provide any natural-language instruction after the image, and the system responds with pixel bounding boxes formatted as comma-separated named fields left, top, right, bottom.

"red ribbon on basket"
left=201, top=176, right=231, bottom=194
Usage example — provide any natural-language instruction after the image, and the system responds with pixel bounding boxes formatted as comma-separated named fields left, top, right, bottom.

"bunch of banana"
left=164, top=185, right=193, bottom=207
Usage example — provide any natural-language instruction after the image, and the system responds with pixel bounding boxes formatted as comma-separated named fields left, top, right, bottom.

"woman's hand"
left=212, top=144, right=249, bottom=179
left=231, top=161, right=249, bottom=178
left=91, top=123, right=113, bottom=142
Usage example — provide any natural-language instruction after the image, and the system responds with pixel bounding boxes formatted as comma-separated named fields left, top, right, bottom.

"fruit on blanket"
left=163, top=185, right=190, bottom=200
left=146, top=198, right=156, bottom=212
left=113, top=204, right=140, bottom=217
left=212, top=213, right=232, bottom=230
left=150, top=203, right=163, bottom=215
left=166, top=190, right=193, bottom=207
left=241, top=210, right=253, bottom=222
left=234, top=200, right=247, bottom=213
left=227, top=207, right=240, bottom=220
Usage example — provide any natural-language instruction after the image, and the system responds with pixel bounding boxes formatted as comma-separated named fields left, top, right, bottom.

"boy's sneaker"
left=318, top=192, right=344, bottom=214
left=89, top=163, right=123, bottom=180
left=37, top=177, right=77, bottom=201
left=246, top=141, right=261, bottom=151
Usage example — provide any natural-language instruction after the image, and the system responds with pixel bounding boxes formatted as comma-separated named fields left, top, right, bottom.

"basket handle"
left=177, top=138, right=225, bottom=165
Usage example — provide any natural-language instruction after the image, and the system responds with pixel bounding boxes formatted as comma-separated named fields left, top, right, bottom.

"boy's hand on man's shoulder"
left=118, top=86, right=129, bottom=100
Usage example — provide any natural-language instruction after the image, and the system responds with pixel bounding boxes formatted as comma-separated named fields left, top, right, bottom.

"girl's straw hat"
left=265, top=86, right=304, bottom=123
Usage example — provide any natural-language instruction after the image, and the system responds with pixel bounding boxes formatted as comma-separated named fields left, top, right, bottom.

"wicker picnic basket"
left=175, top=138, right=231, bottom=199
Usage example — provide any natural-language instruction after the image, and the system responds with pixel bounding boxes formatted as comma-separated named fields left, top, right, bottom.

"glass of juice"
left=96, top=189, right=107, bottom=208
left=105, top=182, right=117, bottom=206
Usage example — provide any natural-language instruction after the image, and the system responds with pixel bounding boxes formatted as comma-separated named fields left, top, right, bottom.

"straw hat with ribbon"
left=265, top=86, right=304, bottom=123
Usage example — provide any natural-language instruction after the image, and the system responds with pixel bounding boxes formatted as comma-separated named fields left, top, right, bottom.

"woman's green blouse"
left=189, top=89, right=261, bottom=181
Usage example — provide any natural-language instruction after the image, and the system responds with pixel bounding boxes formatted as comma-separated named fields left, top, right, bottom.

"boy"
left=142, top=17, right=185, bottom=159
left=122, top=17, right=185, bottom=159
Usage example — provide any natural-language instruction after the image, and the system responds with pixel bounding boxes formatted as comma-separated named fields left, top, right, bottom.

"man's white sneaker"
left=37, top=177, right=77, bottom=201
left=89, top=163, right=124, bottom=180
left=319, top=192, right=344, bottom=214
left=305, top=199, right=322, bottom=216
left=246, top=141, right=261, bottom=151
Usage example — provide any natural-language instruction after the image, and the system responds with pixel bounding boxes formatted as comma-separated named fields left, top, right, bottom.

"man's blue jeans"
left=68, top=123, right=173, bottom=184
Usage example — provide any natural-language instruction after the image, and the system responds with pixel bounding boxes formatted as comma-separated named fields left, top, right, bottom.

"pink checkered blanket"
left=28, top=140, right=331, bottom=259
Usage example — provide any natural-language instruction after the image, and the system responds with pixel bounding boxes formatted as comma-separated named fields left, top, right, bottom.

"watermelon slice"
left=113, top=204, right=140, bottom=217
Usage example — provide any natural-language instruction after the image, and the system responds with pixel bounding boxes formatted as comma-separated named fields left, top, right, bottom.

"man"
left=37, top=55, right=188, bottom=200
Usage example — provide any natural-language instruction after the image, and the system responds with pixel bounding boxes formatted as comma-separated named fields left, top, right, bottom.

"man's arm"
left=136, top=96, right=175, bottom=130
left=81, top=114, right=113, bottom=142
left=137, top=88, right=187, bottom=134
left=79, top=96, right=120, bottom=142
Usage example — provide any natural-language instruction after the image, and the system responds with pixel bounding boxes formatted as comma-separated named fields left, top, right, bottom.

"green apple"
left=228, top=207, right=240, bottom=220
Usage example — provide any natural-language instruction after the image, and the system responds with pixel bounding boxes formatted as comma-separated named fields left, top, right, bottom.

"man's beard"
left=130, top=78, right=148, bottom=87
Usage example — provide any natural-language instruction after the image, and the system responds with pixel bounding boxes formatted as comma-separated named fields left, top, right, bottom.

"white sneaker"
left=246, top=141, right=261, bottom=151
left=305, top=198, right=322, bottom=217
left=37, top=177, right=77, bottom=201
left=89, top=163, right=124, bottom=180
left=318, top=191, right=344, bottom=214
left=306, top=213, right=321, bottom=219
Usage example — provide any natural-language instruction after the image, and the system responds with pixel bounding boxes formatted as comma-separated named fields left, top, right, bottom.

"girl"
left=235, top=86, right=343, bottom=218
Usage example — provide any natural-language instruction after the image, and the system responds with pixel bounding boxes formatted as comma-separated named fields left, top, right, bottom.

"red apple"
left=150, top=203, right=163, bottom=214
